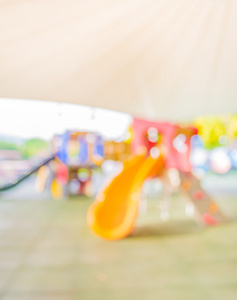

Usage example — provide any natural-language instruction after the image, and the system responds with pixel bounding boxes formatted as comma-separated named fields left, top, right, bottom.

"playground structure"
left=0, top=129, right=132, bottom=197
left=0, top=154, right=56, bottom=192
left=35, top=130, right=132, bottom=199
left=87, top=118, right=227, bottom=240
left=0, top=117, right=228, bottom=237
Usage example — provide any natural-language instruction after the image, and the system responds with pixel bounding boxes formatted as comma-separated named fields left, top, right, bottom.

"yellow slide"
left=87, top=151, right=164, bottom=240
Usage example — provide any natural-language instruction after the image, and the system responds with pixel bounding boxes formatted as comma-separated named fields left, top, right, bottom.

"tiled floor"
left=0, top=196, right=237, bottom=300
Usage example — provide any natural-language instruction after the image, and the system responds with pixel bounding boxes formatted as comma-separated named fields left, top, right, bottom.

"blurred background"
left=1, top=99, right=237, bottom=200
left=1, top=0, right=237, bottom=299
left=0, top=98, right=237, bottom=300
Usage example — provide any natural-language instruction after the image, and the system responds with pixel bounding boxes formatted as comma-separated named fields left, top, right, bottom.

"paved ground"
left=0, top=193, right=237, bottom=300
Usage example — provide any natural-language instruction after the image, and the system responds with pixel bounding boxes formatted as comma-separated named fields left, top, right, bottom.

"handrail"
left=0, top=153, right=56, bottom=192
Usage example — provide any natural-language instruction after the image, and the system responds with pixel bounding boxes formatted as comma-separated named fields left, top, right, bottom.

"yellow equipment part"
left=35, top=165, right=50, bottom=193
left=87, top=152, right=164, bottom=240
left=51, top=179, right=63, bottom=200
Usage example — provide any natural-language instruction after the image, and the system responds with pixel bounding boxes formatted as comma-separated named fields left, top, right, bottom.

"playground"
left=1, top=0, right=237, bottom=298
left=0, top=188, right=237, bottom=300
left=0, top=108, right=237, bottom=299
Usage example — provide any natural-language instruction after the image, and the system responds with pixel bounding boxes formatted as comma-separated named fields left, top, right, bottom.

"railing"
left=0, top=153, right=56, bottom=192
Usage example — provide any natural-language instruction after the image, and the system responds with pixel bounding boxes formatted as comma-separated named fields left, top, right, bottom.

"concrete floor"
left=0, top=195, right=237, bottom=300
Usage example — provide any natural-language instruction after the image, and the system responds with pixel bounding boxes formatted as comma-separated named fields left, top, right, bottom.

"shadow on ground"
left=131, top=219, right=202, bottom=238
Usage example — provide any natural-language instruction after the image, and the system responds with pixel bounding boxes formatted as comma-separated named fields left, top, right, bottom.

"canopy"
left=0, top=0, right=237, bottom=121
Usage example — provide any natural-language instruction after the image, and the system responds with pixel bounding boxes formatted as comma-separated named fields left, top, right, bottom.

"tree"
left=21, top=138, right=50, bottom=158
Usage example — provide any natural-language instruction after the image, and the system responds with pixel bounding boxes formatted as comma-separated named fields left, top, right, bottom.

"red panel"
left=132, top=117, right=197, bottom=172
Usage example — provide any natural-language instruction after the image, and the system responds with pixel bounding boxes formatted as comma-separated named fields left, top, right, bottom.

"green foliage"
left=21, top=138, right=50, bottom=158
left=227, top=115, right=237, bottom=141
left=193, top=114, right=237, bottom=149
left=0, top=137, right=50, bottom=159
left=0, top=141, right=20, bottom=151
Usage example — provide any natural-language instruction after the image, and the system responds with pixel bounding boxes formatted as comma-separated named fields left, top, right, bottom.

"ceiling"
left=0, top=0, right=237, bottom=121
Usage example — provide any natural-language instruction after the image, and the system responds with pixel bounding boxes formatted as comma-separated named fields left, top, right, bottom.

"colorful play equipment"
left=36, top=131, right=101, bottom=198
left=87, top=118, right=227, bottom=240
left=36, top=130, right=132, bottom=199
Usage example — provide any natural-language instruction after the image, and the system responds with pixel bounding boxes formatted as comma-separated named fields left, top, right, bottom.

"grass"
left=0, top=194, right=236, bottom=299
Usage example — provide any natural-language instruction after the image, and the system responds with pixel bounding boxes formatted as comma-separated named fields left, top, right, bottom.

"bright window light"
left=0, top=98, right=132, bottom=140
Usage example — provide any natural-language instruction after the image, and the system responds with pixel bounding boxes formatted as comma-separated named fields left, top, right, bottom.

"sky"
left=0, top=99, right=132, bottom=141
